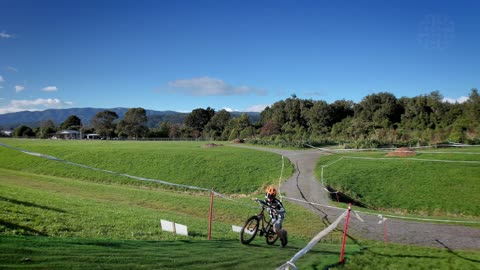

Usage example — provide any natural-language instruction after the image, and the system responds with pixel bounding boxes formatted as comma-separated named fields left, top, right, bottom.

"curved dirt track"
left=233, top=145, right=480, bottom=250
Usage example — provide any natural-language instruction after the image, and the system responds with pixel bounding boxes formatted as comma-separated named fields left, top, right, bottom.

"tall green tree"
left=304, top=100, right=332, bottom=135
left=91, top=110, right=119, bottom=138
left=329, top=100, right=355, bottom=124
left=116, top=108, right=148, bottom=139
left=204, top=109, right=231, bottom=139
left=184, top=107, right=215, bottom=135
left=284, top=94, right=304, bottom=130
left=158, top=122, right=171, bottom=138
left=169, top=124, right=180, bottom=139
left=38, top=119, right=56, bottom=139
left=14, top=125, right=35, bottom=137
left=260, top=101, right=286, bottom=134
left=400, top=92, right=447, bottom=131
left=466, top=88, right=480, bottom=125
left=355, top=92, right=403, bottom=129
left=236, top=113, right=251, bottom=130
left=61, top=115, right=82, bottom=130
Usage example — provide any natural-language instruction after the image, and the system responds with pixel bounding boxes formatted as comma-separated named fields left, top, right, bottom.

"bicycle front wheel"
left=240, top=216, right=259, bottom=244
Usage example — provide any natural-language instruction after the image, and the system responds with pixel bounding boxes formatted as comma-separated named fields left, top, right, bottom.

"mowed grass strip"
left=0, top=235, right=361, bottom=270
left=316, top=149, right=480, bottom=216
left=329, top=240, right=480, bottom=270
left=2, top=236, right=479, bottom=270
left=0, top=139, right=294, bottom=194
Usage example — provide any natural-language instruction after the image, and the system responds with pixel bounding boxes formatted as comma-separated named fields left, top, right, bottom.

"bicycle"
left=240, top=198, right=279, bottom=245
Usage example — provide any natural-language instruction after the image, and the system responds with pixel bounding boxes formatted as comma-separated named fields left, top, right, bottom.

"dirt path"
left=233, top=145, right=480, bottom=250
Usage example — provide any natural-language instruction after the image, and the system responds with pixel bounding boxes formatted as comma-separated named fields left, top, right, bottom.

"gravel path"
left=234, top=145, right=480, bottom=250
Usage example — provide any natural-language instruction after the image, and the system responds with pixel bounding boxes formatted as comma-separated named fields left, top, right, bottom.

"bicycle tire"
left=265, top=227, right=279, bottom=245
left=240, top=216, right=260, bottom=244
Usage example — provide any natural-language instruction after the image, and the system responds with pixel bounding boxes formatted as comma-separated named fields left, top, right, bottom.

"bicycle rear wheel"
left=265, top=227, right=279, bottom=245
left=240, top=216, right=259, bottom=244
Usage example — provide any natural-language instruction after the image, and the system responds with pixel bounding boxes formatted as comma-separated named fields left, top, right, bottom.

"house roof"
left=59, top=130, right=80, bottom=134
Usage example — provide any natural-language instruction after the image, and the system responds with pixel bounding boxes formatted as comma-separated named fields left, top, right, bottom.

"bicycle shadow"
left=0, top=196, right=67, bottom=213
left=0, top=220, right=48, bottom=236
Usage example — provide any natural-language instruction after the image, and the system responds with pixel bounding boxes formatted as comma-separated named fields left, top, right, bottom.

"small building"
left=56, top=130, right=81, bottom=140
left=86, top=133, right=101, bottom=140
left=1, top=130, right=13, bottom=136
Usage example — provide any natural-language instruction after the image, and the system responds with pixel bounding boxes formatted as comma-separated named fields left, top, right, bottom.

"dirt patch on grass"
left=385, top=147, right=416, bottom=157
left=203, top=143, right=224, bottom=148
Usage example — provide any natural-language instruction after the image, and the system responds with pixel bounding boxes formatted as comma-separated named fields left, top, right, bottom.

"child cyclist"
left=254, top=185, right=288, bottom=247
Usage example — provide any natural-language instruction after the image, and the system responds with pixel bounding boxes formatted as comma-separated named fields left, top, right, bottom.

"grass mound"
left=385, top=147, right=416, bottom=157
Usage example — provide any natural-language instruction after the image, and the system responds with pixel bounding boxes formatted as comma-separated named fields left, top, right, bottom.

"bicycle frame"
left=256, top=204, right=274, bottom=236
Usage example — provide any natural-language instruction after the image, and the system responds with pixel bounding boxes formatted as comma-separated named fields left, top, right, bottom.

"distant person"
left=257, top=185, right=288, bottom=247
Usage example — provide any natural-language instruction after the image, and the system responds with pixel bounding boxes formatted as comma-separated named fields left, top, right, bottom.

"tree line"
left=7, top=89, right=480, bottom=148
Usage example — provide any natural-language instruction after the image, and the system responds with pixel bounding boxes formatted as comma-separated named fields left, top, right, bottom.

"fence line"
left=276, top=210, right=349, bottom=270
left=279, top=155, right=285, bottom=201
left=0, top=142, right=210, bottom=191
left=283, top=196, right=480, bottom=224
left=305, top=143, right=480, bottom=154
left=0, top=142, right=265, bottom=209
left=344, top=156, right=480, bottom=164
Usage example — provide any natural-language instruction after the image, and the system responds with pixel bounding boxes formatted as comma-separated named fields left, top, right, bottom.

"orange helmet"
left=265, top=186, right=277, bottom=200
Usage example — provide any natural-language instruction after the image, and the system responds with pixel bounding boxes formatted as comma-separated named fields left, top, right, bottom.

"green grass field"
left=1, top=139, right=479, bottom=269
left=0, top=167, right=350, bottom=269
left=0, top=139, right=294, bottom=194
left=316, top=148, right=480, bottom=217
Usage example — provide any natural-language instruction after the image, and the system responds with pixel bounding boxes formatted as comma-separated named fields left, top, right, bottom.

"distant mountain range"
left=0, top=108, right=260, bottom=129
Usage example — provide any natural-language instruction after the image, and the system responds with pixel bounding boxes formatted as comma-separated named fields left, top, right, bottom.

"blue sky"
left=0, top=0, right=478, bottom=114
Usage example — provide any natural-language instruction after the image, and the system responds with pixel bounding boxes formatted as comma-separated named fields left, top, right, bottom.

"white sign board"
left=232, top=225, right=243, bottom=233
left=160, top=219, right=175, bottom=233
left=175, top=223, right=188, bottom=236
left=232, top=225, right=254, bottom=235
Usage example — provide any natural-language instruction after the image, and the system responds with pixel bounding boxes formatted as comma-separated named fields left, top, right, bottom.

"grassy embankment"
left=1, top=139, right=479, bottom=269
left=0, top=139, right=295, bottom=194
left=316, top=147, right=480, bottom=217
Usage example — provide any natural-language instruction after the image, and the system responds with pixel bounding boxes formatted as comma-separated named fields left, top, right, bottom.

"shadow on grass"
left=0, top=220, right=48, bottom=236
left=436, top=239, right=480, bottom=263
left=325, top=186, right=368, bottom=208
left=0, top=196, right=67, bottom=213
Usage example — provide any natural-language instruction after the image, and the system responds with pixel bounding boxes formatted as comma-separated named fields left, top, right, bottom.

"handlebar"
left=252, top=198, right=272, bottom=210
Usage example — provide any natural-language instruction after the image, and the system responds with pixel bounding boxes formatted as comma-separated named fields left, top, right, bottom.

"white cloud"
left=221, top=107, right=237, bottom=112
left=0, top=75, right=4, bottom=82
left=7, top=66, right=18, bottom=72
left=167, top=77, right=267, bottom=96
left=11, top=98, right=67, bottom=107
left=245, top=104, right=269, bottom=112
left=42, top=86, right=58, bottom=92
left=0, top=31, right=13, bottom=39
left=303, top=91, right=326, bottom=97
left=443, top=96, right=468, bottom=104
left=15, top=85, right=25, bottom=92
left=0, top=98, right=73, bottom=114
